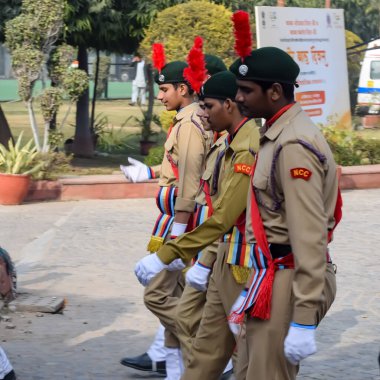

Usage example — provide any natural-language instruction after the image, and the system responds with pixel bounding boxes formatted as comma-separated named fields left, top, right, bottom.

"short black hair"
left=173, top=82, right=194, bottom=95
left=254, top=80, right=295, bottom=101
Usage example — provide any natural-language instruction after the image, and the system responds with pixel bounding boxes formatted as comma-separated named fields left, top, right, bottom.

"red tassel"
left=228, top=310, right=245, bottom=325
left=250, top=264, right=274, bottom=320
left=152, top=43, right=166, bottom=73
left=183, top=36, right=207, bottom=93
left=232, top=10, right=252, bottom=61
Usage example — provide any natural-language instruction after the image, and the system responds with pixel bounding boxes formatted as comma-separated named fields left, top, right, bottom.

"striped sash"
left=229, top=248, right=294, bottom=323
left=224, top=227, right=252, bottom=268
left=147, top=186, right=177, bottom=253
left=192, top=203, right=212, bottom=262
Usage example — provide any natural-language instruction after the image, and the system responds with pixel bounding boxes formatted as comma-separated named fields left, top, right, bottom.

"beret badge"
left=239, top=64, right=248, bottom=76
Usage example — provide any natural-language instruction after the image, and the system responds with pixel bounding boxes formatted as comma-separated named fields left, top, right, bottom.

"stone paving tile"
left=0, top=190, right=379, bottom=379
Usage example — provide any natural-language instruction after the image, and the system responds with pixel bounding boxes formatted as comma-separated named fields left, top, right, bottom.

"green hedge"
left=323, top=127, right=380, bottom=166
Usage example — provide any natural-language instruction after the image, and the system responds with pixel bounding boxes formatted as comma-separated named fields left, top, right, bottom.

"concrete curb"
left=24, top=165, right=380, bottom=203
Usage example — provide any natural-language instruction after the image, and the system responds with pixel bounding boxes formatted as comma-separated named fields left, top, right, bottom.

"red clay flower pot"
left=0, top=173, right=31, bottom=205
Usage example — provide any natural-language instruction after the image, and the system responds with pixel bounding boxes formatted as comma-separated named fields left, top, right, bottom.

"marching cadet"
left=120, top=44, right=227, bottom=379
left=228, top=44, right=342, bottom=380
left=135, top=42, right=212, bottom=380
left=175, top=72, right=237, bottom=378
left=134, top=68, right=260, bottom=379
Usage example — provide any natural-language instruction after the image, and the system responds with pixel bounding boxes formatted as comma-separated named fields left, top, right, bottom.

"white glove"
left=120, top=157, right=153, bottom=183
left=134, top=253, right=167, bottom=286
left=170, top=222, right=188, bottom=239
left=166, top=258, right=186, bottom=271
left=228, top=290, right=247, bottom=336
left=185, top=261, right=211, bottom=292
left=284, top=323, right=317, bottom=365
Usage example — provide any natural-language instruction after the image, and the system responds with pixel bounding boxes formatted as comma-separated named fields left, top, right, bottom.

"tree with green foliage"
left=220, top=0, right=379, bottom=42
left=0, top=0, right=21, bottom=146
left=63, top=0, right=191, bottom=157
left=0, top=0, right=21, bottom=43
left=5, top=0, right=66, bottom=151
left=345, top=30, right=365, bottom=111
left=140, top=1, right=242, bottom=65
left=5, top=0, right=88, bottom=152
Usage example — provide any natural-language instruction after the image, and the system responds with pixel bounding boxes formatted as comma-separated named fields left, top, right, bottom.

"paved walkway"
left=0, top=190, right=379, bottom=379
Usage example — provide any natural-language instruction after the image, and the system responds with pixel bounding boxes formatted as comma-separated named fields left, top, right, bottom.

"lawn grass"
left=1, top=99, right=167, bottom=175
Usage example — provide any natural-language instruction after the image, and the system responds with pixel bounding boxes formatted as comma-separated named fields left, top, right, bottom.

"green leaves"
left=140, top=1, right=236, bottom=65
left=62, top=68, right=89, bottom=102
left=0, top=133, right=45, bottom=175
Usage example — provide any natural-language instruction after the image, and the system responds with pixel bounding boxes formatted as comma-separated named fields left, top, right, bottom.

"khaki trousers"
left=181, top=244, right=245, bottom=380
left=176, top=284, right=206, bottom=365
left=236, top=263, right=337, bottom=380
left=144, top=269, right=185, bottom=348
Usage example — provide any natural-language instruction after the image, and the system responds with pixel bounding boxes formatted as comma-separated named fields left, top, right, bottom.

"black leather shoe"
left=220, top=369, right=233, bottom=380
left=4, top=370, right=16, bottom=380
left=120, top=352, right=166, bottom=375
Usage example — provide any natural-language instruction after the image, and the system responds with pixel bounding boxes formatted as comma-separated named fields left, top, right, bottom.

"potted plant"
left=0, top=134, right=45, bottom=205
left=134, top=108, right=161, bottom=155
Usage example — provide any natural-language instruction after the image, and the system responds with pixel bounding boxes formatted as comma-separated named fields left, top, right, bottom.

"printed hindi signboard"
left=255, top=6, right=351, bottom=128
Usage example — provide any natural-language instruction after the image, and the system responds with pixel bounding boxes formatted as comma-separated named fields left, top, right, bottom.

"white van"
left=356, top=39, right=380, bottom=115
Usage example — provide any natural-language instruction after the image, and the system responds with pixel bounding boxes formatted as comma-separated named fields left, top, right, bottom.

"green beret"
left=204, top=54, right=227, bottom=76
left=199, top=71, right=238, bottom=101
left=154, top=61, right=188, bottom=84
left=230, top=47, right=300, bottom=84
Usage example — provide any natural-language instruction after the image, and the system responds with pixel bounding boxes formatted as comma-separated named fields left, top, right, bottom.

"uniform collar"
left=213, top=132, right=227, bottom=147
left=228, top=119, right=256, bottom=154
left=175, top=102, right=198, bottom=121
left=260, top=102, right=302, bottom=142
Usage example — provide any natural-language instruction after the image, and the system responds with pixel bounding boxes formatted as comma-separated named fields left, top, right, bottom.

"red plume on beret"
left=152, top=43, right=166, bottom=73
left=232, top=10, right=252, bottom=61
left=183, top=36, right=207, bottom=93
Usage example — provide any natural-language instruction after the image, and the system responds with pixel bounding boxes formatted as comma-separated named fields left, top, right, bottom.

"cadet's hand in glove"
left=120, top=157, right=153, bottom=183
left=166, top=258, right=186, bottom=271
left=185, top=261, right=211, bottom=292
left=228, top=290, right=247, bottom=336
left=284, top=323, right=317, bottom=365
left=134, top=253, right=167, bottom=286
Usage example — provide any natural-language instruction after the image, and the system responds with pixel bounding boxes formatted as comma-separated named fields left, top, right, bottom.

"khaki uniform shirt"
left=157, top=119, right=260, bottom=264
left=193, top=134, right=227, bottom=267
left=245, top=103, right=338, bottom=325
left=159, top=102, right=212, bottom=213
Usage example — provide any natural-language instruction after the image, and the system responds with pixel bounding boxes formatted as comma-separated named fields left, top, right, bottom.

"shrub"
left=322, top=126, right=380, bottom=166
left=140, top=1, right=239, bottom=65
left=34, top=152, right=73, bottom=180
left=159, top=110, right=177, bottom=132
left=144, top=146, right=165, bottom=166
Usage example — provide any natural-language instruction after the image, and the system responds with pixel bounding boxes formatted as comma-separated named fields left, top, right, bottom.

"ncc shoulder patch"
left=290, top=167, right=312, bottom=180
left=234, top=163, right=252, bottom=175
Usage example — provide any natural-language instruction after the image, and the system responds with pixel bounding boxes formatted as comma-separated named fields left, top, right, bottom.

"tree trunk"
left=49, top=80, right=58, bottom=131
left=0, top=105, right=13, bottom=147
left=26, top=100, right=41, bottom=151
left=60, top=103, right=72, bottom=131
left=42, top=121, right=50, bottom=153
left=90, top=49, right=100, bottom=135
left=73, top=45, right=94, bottom=157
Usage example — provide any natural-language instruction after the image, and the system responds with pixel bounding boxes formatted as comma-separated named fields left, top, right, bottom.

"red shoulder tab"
left=290, top=167, right=312, bottom=180
left=234, top=163, right=252, bottom=175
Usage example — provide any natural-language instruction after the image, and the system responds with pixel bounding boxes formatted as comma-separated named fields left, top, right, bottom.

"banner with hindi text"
left=255, top=6, right=351, bottom=128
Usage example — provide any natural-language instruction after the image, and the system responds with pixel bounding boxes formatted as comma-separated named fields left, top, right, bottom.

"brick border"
left=24, top=165, right=380, bottom=203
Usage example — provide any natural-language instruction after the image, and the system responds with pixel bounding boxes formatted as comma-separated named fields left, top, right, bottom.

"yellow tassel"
left=231, top=265, right=251, bottom=284
left=147, top=236, right=165, bottom=253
